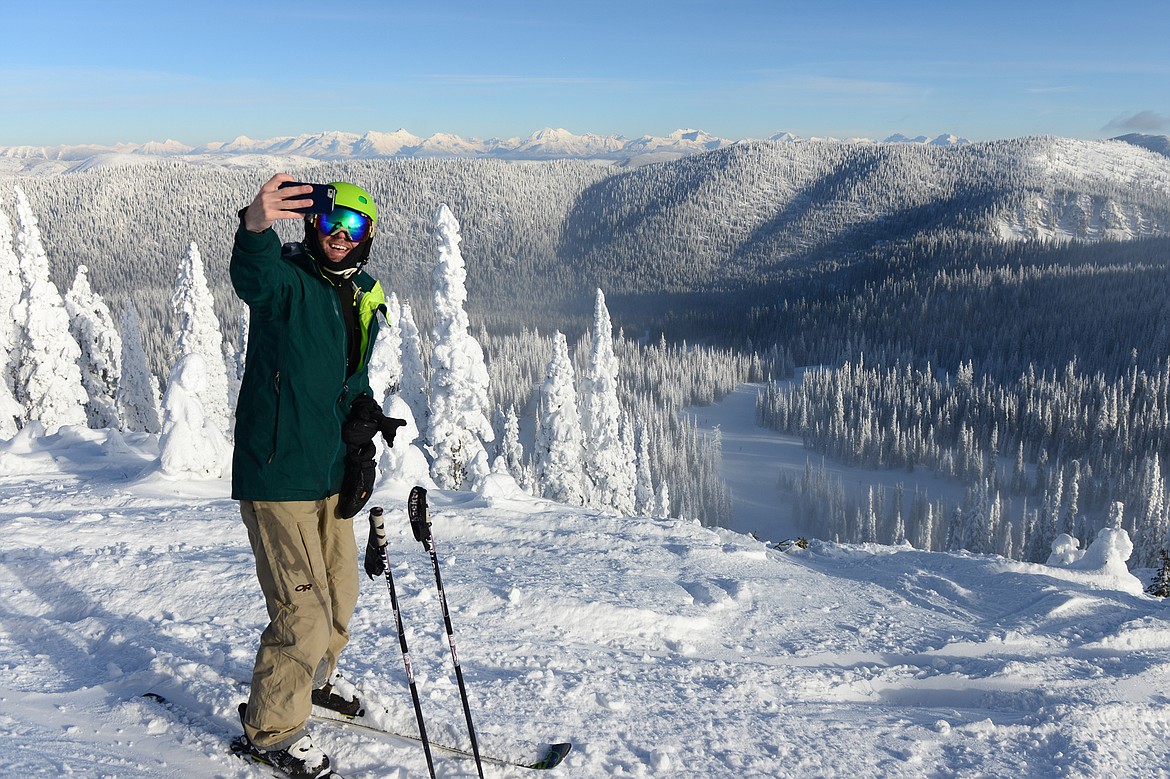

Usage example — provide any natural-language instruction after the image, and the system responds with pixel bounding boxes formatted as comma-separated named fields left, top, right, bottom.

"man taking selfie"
left=229, top=175, right=387, bottom=779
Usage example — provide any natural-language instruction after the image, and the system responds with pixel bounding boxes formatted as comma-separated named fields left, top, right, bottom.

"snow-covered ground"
left=3, top=390, right=1170, bottom=778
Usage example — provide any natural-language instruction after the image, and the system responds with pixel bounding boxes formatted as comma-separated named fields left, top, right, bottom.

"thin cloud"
left=419, top=74, right=616, bottom=87
left=1105, top=110, right=1170, bottom=132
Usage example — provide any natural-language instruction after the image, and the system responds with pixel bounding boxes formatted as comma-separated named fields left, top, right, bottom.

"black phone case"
left=278, top=182, right=336, bottom=214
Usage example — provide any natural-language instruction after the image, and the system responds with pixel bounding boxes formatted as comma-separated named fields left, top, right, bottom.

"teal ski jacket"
left=229, top=222, right=386, bottom=502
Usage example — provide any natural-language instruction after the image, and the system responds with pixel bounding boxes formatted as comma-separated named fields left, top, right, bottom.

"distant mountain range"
left=0, top=127, right=976, bottom=167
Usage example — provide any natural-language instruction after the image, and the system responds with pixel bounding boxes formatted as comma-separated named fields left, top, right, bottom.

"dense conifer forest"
left=3, top=135, right=1170, bottom=551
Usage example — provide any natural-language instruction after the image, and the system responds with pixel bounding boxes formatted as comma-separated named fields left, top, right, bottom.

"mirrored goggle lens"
left=316, top=208, right=372, bottom=242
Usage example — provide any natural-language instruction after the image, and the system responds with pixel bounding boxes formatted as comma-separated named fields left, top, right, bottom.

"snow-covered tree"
left=580, top=289, right=634, bottom=514
left=397, top=300, right=428, bottom=430
left=172, top=242, right=230, bottom=438
left=0, top=370, right=20, bottom=438
left=0, top=209, right=22, bottom=377
left=496, top=404, right=531, bottom=492
left=0, top=209, right=24, bottom=437
left=116, top=300, right=163, bottom=434
left=226, top=313, right=247, bottom=417
left=65, top=264, right=122, bottom=429
left=368, top=292, right=403, bottom=406
left=158, top=353, right=229, bottom=478
left=376, top=392, right=435, bottom=493
left=634, top=422, right=656, bottom=515
left=427, top=204, right=493, bottom=490
left=655, top=481, right=672, bottom=519
left=961, top=479, right=993, bottom=554
left=1134, top=454, right=1167, bottom=568
left=11, top=186, right=87, bottom=434
left=618, top=411, right=638, bottom=512
left=535, top=331, right=586, bottom=505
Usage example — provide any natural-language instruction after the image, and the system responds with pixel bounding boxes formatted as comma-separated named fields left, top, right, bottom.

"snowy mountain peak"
left=527, top=127, right=575, bottom=141
left=0, top=127, right=974, bottom=169
left=767, top=131, right=801, bottom=143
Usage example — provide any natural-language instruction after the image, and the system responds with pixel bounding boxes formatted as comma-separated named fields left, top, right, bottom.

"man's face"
left=318, top=228, right=359, bottom=264
left=313, top=207, right=375, bottom=264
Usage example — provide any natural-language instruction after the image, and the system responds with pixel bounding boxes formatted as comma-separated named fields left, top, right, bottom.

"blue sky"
left=4, top=0, right=1168, bottom=147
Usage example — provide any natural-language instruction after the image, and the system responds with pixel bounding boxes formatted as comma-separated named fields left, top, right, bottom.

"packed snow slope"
left=3, top=425, right=1170, bottom=778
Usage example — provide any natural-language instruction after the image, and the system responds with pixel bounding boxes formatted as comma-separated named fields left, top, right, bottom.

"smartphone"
left=278, top=181, right=337, bottom=214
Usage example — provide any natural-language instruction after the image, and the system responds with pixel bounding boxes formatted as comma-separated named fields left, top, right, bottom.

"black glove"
left=337, top=395, right=408, bottom=519
left=378, top=415, right=407, bottom=448
left=344, top=395, right=406, bottom=448
left=342, top=395, right=383, bottom=448
left=337, top=440, right=376, bottom=519
left=364, top=507, right=387, bottom=579
left=337, top=396, right=381, bottom=519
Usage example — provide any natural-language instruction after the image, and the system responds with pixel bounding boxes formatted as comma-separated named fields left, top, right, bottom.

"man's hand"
left=242, top=174, right=313, bottom=233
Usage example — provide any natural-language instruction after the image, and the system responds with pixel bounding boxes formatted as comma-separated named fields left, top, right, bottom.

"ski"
left=138, top=694, right=345, bottom=779
left=229, top=734, right=345, bottom=779
left=311, top=704, right=572, bottom=771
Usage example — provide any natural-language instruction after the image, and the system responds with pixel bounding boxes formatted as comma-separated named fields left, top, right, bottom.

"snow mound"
left=1043, top=528, right=1144, bottom=595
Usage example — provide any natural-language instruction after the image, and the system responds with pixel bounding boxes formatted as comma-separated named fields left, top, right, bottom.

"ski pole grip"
left=368, top=505, right=388, bottom=549
left=408, top=486, right=432, bottom=548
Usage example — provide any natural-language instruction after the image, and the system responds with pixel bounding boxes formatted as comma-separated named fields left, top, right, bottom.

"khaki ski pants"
left=240, top=496, right=359, bottom=750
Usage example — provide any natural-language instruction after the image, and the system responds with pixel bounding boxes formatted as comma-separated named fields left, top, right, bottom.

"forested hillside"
left=6, top=136, right=1169, bottom=374
left=4, top=136, right=1170, bottom=546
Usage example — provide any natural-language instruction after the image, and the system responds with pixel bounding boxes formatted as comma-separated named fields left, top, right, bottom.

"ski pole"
left=408, top=486, right=485, bottom=779
left=368, top=506, right=437, bottom=779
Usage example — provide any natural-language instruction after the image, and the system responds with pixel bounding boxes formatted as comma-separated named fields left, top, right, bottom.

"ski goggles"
left=314, top=207, right=374, bottom=242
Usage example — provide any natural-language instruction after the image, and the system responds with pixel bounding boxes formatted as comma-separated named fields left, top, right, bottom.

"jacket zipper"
left=326, top=282, right=349, bottom=480
left=267, top=370, right=281, bottom=464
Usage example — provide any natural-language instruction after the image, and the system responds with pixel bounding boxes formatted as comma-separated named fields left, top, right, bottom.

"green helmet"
left=330, top=181, right=377, bottom=223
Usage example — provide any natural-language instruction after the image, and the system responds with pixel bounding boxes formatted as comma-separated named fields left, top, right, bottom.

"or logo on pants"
left=295, top=583, right=314, bottom=592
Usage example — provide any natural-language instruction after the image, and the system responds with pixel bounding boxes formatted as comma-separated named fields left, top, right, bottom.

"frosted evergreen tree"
left=535, top=331, right=586, bottom=505
left=618, top=411, right=638, bottom=514
left=945, top=506, right=965, bottom=552
left=116, top=300, right=163, bottom=434
left=158, top=353, right=229, bottom=478
left=1108, top=501, right=1125, bottom=530
left=1062, top=461, right=1081, bottom=536
left=914, top=496, right=934, bottom=552
left=65, top=264, right=122, bottom=429
left=862, top=486, right=879, bottom=543
left=580, top=289, right=634, bottom=514
left=172, top=242, right=230, bottom=438
left=0, top=209, right=22, bottom=381
left=989, top=490, right=1006, bottom=555
left=655, top=481, right=672, bottom=519
left=962, top=479, right=993, bottom=554
left=365, top=297, right=403, bottom=477
left=398, top=300, right=428, bottom=430
left=634, top=423, right=656, bottom=516
left=368, top=291, right=403, bottom=406
left=1011, top=442, right=1028, bottom=494
left=0, top=209, right=24, bottom=436
left=226, top=313, right=247, bottom=417
left=0, top=367, right=19, bottom=438
left=1147, top=550, right=1170, bottom=598
left=11, top=186, right=87, bottom=434
left=427, top=204, right=493, bottom=490
left=1134, top=454, right=1167, bottom=568
left=890, top=484, right=906, bottom=545
left=497, top=405, right=531, bottom=493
